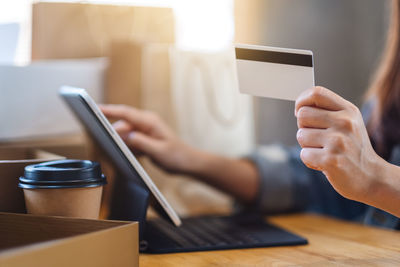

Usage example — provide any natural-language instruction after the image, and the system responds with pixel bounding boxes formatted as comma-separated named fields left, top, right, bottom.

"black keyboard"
left=142, top=215, right=307, bottom=254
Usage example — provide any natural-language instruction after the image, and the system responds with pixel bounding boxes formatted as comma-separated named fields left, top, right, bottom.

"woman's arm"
left=368, top=160, right=400, bottom=218
left=295, top=86, right=400, bottom=217
left=100, top=105, right=259, bottom=204
left=184, top=149, right=259, bottom=204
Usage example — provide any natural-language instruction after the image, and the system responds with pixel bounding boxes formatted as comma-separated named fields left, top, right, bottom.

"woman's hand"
left=294, top=86, right=385, bottom=203
left=100, top=104, right=197, bottom=174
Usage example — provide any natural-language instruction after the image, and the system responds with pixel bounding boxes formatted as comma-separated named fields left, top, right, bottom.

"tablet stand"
left=108, top=173, right=150, bottom=241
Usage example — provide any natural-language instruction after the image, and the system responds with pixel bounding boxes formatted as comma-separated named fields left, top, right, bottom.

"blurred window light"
left=0, top=0, right=32, bottom=64
left=173, top=0, right=234, bottom=52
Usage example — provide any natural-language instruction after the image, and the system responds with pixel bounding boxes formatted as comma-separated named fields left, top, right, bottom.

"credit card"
left=235, top=44, right=315, bottom=101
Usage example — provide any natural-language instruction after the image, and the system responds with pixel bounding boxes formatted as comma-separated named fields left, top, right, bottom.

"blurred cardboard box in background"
left=31, top=2, right=174, bottom=60
left=0, top=58, right=106, bottom=142
left=0, top=135, right=90, bottom=160
left=106, top=41, right=143, bottom=108
left=30, top=1, right=174, bottom=111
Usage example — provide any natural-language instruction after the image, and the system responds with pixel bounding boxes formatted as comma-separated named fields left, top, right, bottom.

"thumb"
left=125, top=132, right=162, bottom=157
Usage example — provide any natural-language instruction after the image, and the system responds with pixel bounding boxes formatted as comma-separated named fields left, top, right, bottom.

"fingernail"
left=128, top=132, right=135, bottom=140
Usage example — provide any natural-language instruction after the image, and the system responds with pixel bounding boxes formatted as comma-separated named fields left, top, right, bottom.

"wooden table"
left=140, top=214, right=400, bottom=266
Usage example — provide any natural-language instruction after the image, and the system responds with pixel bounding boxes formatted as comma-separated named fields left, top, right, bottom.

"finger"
left=299, top=147, right=326, bottom=171
left=125, top=132, right=162, bottom=157
left=112, top=120, right=132, bottom=141
left=296, top=128, right=327, bottom=148
left=295, top=86, right=348, bottom=116
left=296, top=106, right=334, bottom=129
left=100, top=104, right=154, bottom=133
left=113, top=120, right=132, bottom=133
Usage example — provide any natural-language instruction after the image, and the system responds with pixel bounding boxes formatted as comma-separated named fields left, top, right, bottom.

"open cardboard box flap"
left=0, top=212, right=138, bottom=267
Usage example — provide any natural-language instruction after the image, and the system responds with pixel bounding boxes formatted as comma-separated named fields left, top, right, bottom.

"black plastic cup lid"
left=19, top=159, right=107, bottom=189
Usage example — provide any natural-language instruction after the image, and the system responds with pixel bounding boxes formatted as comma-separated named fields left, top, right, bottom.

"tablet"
left=59, top=86, right=182, bottom=226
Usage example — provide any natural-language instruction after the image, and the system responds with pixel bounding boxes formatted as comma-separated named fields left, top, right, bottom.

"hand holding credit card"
left=235, top=44, right=315, bottom=101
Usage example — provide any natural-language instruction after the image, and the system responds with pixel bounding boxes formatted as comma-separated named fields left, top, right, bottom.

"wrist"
left=181, top=147, right=214, bottom=176
left=172, top=142, right=207, bottom=175
left=178, top=145, right=230, bottom=180
left=363, top=156, right=400, bottom=218
left=362, top=155, right=392, bottom=205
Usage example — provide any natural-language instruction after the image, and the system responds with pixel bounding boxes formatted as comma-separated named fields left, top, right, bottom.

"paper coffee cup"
left=18, top=160, right=107, bottom=219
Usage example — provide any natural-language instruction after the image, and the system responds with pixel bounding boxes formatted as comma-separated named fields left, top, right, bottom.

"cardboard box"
left=32, top=2, right=174, bottom=60
left=0, top=58, right=106, bottom=141
left=0, top=212, right=138, bottom=267
left=0, top=147, right=65, bottom=213
left=0, top=135, right=90, bottom=160
left=106, top=41, right=143, bottom=108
